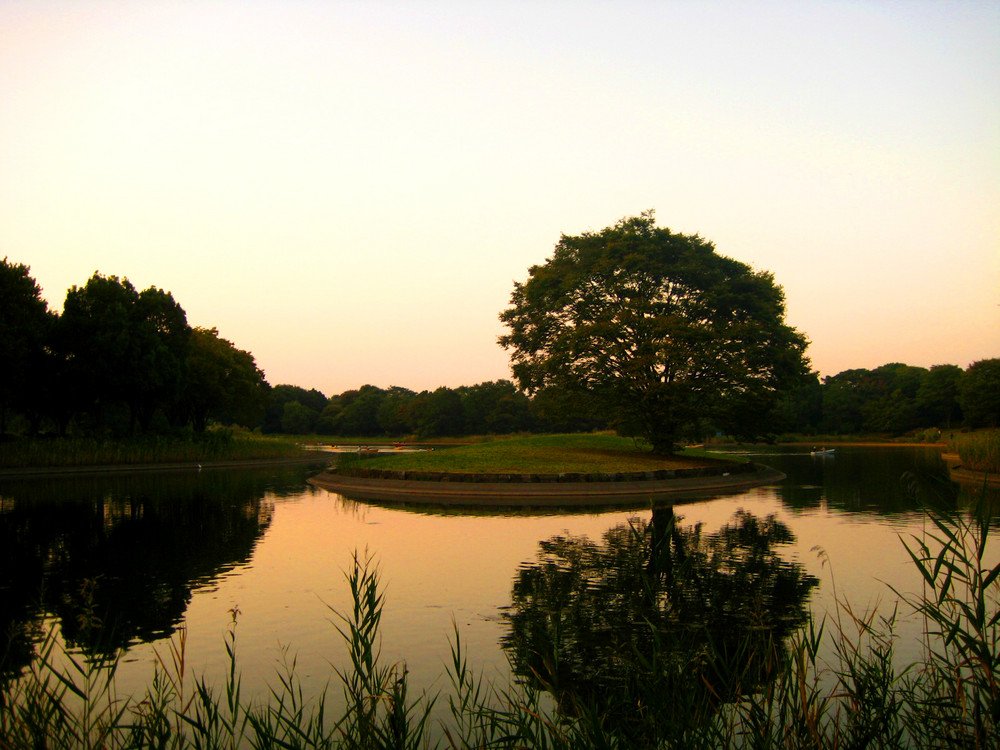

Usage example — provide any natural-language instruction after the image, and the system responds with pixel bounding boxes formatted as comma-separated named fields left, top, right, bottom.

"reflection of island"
left=502, top=508, right=818, bottom=743
left=0, top=464, right=320, bottom=678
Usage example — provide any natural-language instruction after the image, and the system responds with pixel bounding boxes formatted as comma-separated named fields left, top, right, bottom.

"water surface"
left=1, top=446, right=994, bottom=709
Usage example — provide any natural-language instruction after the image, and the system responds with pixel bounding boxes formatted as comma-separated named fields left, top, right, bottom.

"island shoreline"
left=308, top=462, right=786, bottom=507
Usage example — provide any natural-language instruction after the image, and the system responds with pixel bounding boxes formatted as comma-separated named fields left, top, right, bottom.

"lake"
left=1, top=445, right=995, bottom=715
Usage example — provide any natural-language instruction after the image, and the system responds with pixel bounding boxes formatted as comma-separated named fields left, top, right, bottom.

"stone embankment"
left=333, top=460, right=758, bottom=484
left=308, top=461, right=785, bottom=508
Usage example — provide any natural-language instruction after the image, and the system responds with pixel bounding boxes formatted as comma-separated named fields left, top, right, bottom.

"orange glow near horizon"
left=1, top=2, right=996, bottom=394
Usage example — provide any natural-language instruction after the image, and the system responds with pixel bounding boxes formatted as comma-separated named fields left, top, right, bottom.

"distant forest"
left=3, top=259, right=998, bottom=441
left=263, top=360, right=999, bottom=440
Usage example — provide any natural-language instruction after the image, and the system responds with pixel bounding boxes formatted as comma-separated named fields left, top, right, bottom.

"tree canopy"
left=959, top=359, right=1000, bottom=429
left=0, top=259, right=52, bottom=434
left=182, top=327, right=267, bottom=432
left=499, top=212, right=809, bottom=452
left=0, top=262, right=272, bottom=437
left=1, top=255, right=990, bottom=440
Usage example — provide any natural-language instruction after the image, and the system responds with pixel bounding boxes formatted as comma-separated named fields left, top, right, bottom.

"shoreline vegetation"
left=0, top=430, right=310, bottom=472
left=2, top=500, right=996, bottom=749
left=1, top=429, right=998, bottom=476
left=946, top=430, right=1000, bottom=475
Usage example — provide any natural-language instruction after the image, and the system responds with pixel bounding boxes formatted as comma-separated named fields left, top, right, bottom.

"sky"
left=2, top=0, right=998, bottom=396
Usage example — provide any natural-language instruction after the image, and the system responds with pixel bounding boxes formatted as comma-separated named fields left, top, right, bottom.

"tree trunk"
left=649, top=435, right=676, bottom=455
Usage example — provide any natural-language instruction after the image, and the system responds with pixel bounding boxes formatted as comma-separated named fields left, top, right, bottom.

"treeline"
left=1, top=260, right=271, bottom=437
left=0, top=259, right=599, bottom=439
left=266, top=360, right=1000, bottom=440
left=4, top=259, right=996, bottom=441
left=774, top=360, right=1000, bottom=437
left=262, top=382, right=602, bottom=438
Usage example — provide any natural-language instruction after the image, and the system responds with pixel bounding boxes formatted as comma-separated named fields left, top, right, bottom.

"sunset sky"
left=2, top=1, right=997, bottom=395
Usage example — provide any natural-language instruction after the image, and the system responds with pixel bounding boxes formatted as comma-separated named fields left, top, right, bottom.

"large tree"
left=264, top=384, right=328, bottom=434
left=180, top=327, right=266, bottom=432
left=58, top=274, right=142, bottom=433
left=459, top=380, right=533, bottom=435
left=917, top=364, right=963, bottom=428
left=499, top=212, right=809, bottom=452
left=959, top=358, right=1000, bottom=429
left=130, top=286, right=191, bottom=431
left=58, top=273, right=191, bottom=434
left=0, top=259, right=53, bottom=434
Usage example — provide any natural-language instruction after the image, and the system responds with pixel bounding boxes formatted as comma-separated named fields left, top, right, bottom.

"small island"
left=308, top=434, right=785, bottom=507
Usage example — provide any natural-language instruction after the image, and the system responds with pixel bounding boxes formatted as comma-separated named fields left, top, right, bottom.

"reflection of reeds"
left=948, top=430, right=1000, bottom=474
left=1, top=505, right=997, bottom=748
left=0, top=431, right=303, bottom=469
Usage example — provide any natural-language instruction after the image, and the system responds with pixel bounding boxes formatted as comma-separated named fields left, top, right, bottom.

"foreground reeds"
left=1, top=501, right=997, bottom=749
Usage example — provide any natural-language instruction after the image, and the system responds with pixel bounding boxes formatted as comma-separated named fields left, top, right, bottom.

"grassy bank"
left=947, top=430, right=1000, bottom=474
left=2, top=500, right=996, bottom=749
left=0, top=430, right=307, bottom=469
left=349, top=433, right=726, bottom=474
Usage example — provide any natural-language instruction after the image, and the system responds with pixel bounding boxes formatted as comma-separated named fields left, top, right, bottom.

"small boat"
left=810, top=447, right=836, bottom=456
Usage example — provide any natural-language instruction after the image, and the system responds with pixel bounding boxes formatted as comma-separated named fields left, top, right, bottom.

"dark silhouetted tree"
left=375, top=386, right=417, bottom=435
left=323, top=385, right=386, bottom=436
left=917, top=364, right=963, bottom=428
left=959, top=358, right=1000, bottom=429
left=281, top=401, right=314, bottom=434
left=821, top=368, right=870, bottom=434
left=130, top=287, right=190, bottom=431
left=500, top=212, right=808, bottom=453
left=180, top=327, right=266, bottom=432
left=264, top=384, right=327, bottom=434
left=772, top=371, right=823, bottom=435
left=56, top=273, right=192, bottom=434
left=0, top=259, right=53, bottom=434
left=415, top=386, right=465, bottom=437
left=459, top=380, right=532, bottom=435
left=859, top=363, right=927, bottom=434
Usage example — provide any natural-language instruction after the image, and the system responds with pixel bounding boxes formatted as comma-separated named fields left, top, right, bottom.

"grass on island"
left=349, top=433, right=731, bottom=475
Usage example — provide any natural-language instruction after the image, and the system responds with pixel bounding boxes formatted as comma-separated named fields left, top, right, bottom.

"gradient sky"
left=2, top=1, right=997, bottom=395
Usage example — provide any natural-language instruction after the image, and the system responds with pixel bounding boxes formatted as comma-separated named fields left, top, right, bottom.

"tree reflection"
left=502, top=508, right=818, bottom=742
left=0, top=464, right=318, bottom=678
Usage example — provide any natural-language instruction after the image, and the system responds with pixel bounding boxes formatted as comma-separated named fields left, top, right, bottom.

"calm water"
left=1, top=446, right=995, bottom=709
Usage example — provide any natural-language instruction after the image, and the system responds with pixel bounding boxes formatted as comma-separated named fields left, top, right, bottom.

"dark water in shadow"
left=0, top=462, right=326, bottom=678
